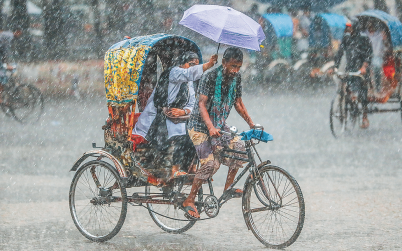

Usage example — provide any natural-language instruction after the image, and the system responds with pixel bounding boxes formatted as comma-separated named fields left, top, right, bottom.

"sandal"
left=222, top=188, right=243, bottom=201
left=180, top=203, right=199, bottom=220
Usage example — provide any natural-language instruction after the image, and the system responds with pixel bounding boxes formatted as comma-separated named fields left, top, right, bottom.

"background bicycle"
left=0, top=65, right=44, bottom=124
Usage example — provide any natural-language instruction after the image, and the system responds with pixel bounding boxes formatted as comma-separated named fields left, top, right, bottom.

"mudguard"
left=293, top=59, right=308, bottom=71
left=320, top=61, right=335, bottom=73
left=70, top=149, right=128, bottom=178
left=268, top=59, right=289, bottom=71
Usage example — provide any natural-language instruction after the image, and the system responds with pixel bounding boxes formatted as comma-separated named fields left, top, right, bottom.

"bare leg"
left=361, top=104, right=369, bottom=129
left=182, top=178, right=203, bottom=218
left=224, top=167, right=239, bottom=191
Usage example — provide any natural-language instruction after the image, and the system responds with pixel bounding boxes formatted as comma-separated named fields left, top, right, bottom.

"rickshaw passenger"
left=333, top=18, right=373, bottom=128
left=365, top=21, right=389, bottom=91
left=182, top=47, right=256, bottom=219
left=132, top=52, right=218, bottom=179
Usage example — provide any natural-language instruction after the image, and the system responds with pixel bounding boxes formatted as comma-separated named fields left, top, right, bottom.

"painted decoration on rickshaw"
left=104, top=44, right=150, bottom=106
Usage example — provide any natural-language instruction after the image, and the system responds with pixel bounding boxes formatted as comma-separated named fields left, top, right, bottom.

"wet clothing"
left=334, top=33, right=373, bottom=72
left=188, top=126, right=246, bottom=181
left=366, top=31, right=388, bottom=91
left=187, top=66, right=242, bottom=134
left=187, top=66, right=245, bottom=181
left=334, top=33, right=373, bottom=105
left=132, top=65, right=203, bottom=140
left=297, top=15, right=311, bottom=52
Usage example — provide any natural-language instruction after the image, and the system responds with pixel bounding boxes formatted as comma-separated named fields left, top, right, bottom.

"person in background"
left=333, top=18, right=373, bottom=129
left=290, top=8, right=301, bottom=60
left=297, top=5, right=311, bottom=53
left=365, top=21, right=389, bottom=92
left=246, top=3, right=260, bottom=22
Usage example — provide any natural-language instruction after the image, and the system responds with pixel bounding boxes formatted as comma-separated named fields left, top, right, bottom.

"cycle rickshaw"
left=293, top=13, right=347, bottom=85
left=69, top=33, right=305, bottom=249
left=330, top=10, right=402, bottom=138
left=247, top=13, right=293, bottom=87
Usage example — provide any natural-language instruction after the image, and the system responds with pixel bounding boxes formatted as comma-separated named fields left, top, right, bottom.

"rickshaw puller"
left=132, top=52, right=218, bottom=183
left=183, top=47, right=256, bottom=219
left=333, top=18, right=373, bottom=129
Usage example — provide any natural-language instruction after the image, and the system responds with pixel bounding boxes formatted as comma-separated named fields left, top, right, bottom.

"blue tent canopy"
left=255, top=0, right=346, bottom=12
left=309, top=13, right=347, bottom=48
left=357, top=10, right=402, bottom=49
left=262, top=13, right=293, bottom=38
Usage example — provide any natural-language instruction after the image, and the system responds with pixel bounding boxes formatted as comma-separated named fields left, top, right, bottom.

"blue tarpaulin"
left=262, top=13, right=293, bottom=38
left=309, top=13, right=347, bottom=48
left=255, top=0, right=347, bottom=12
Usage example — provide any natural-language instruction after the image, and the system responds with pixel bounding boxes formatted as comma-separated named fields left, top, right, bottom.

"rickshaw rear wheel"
left=69, top=160, right=127, bottom=242
left=146, top=182, right=203, bottom=234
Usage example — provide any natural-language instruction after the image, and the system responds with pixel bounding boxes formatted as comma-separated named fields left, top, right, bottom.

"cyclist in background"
left=0, top=28, right=22, bottom=104
left=333, top=18, right=373, bottom=129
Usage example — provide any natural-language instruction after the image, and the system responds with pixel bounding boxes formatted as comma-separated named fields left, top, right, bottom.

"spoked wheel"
left=9, top=84, right=44, bottom=123
left=69, top=160, right=127, bottom=242
left=243, top=165, right=305, bottom=249
left=146, top=180, right=203, bottom=234
left=330, top=92, right=361, bottom=138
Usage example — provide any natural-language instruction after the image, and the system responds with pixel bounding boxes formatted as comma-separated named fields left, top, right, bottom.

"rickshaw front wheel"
left=242, top=165, right=305, bottom=249
left=69, top=160, right=128, bottom=242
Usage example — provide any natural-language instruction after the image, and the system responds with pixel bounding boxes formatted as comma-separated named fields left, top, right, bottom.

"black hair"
left=179, top=51, right=199, bottom=65
left=223, top=47, right=243, bottom=62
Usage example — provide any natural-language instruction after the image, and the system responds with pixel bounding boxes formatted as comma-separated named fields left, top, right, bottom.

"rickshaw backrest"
left=103, top=34, right=203, bottom=142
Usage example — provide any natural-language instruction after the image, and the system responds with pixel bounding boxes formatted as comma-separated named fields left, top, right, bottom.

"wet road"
left=1, top=86, right=401, bottom=250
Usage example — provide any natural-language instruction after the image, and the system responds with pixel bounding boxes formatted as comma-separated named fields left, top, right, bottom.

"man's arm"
left=234, top=97, right=255, bottom=129
left=170, top=55, right=218, bottom=84
left=199, top=94, right=221, bottom=137
left=360, top=36, right=373, bottom=75
left=334, top=35, right=347, bottom=69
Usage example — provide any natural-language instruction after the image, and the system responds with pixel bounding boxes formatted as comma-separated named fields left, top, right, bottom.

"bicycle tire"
left=69, top=160, right=127, bottom=242
left=9, top=84, right=44, bottom=124
left=242, top=164, right=305, bottom=249
left=330, top=92, right=347, bottom=138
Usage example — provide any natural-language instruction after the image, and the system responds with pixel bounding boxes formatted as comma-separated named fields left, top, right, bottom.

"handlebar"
left=334, top=70, right=364, bottom=80
left=219, top=124, right=264, bottom=137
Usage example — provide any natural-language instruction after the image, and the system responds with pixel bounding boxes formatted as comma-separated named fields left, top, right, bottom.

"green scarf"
left=210, top=66, right=237, bottom=129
